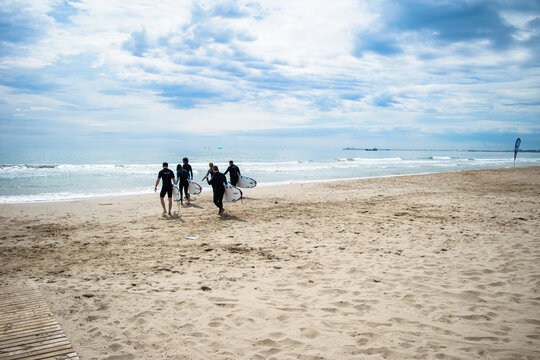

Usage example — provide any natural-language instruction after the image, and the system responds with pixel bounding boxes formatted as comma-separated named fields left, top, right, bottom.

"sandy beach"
left=1, top=167, right=539, bottom=359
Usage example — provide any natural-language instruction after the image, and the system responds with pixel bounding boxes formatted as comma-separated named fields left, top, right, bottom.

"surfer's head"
left=209, top=162, right=213, bottom=168
left=162, top=162, right=168, bottom=168
left=229, top=160, right=234, bottom=165
left=176, top=164, right=182, bottom=171
left=183, top=157, right=188, bottom=164
left=212, top=165, right=219, bottom=173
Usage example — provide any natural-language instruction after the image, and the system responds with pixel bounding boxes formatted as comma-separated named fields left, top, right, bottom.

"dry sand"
left=1, top=167, right=539, bottom=359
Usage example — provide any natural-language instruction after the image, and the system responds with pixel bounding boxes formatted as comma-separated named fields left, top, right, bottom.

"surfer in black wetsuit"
left=176, top=164, right=190, bottom=205
left=182, top=157, right=193, bottom=180
left=154, top=162, right=175, bottom=216
left=207, top=165, right=227, bottom=216
left=224, top=160, right=241, bottom=186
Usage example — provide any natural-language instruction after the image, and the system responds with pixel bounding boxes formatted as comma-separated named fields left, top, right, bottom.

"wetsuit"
left=177, top=169, right=190, bottom=201
left=208, top=172, right=227, bottom=212
left=224, top=164, right=241, bottom=186
left=202, top=167, right=213, bottom=181
left=182, top=163, right=193, bottom=180
left=158, top=168, right=175, bottom=198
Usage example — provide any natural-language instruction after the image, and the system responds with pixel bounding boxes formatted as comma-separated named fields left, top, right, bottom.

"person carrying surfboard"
left=176, top=164, right=190, bottom=205
left=201, top=162, right=214, bottom=182
left=182, top=157, right=193, bottom=180
left=154, top=162, right=176, bottom=216
left=207, top=165, right=227, bottom=216
left=224, top=160, right=241, bottom=186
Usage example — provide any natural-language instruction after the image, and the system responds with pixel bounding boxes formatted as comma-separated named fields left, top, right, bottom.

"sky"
left=1, top=0, right=539, bottom=154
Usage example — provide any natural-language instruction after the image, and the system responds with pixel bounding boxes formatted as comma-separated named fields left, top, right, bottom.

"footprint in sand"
left=103, top=354, right=135, bottom=360
left=353, top=303, right=373, bottom=313
left=267, top=331, right=285, bottom=339
left=109, top=343, right=123, bottom=351
left=300, top=327, right=319, bottom=339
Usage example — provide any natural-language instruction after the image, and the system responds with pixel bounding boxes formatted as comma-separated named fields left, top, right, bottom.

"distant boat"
left=343, top=147, right=380, bottom=151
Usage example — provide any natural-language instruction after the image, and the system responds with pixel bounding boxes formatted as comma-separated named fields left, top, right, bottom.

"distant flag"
left=514, top=137, right=521, bottom=163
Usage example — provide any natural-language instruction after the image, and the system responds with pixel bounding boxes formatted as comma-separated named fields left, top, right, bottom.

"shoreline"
left=1, top=164, right=537, bottom=204
left=1, top=167, right=539, bottom=359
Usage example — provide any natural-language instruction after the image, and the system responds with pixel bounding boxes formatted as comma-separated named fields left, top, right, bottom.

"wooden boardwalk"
left=0, top=283, right=79, bottom=360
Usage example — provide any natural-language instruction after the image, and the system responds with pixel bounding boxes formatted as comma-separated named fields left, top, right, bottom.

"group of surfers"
left=154, top=157, right=241, bottom=216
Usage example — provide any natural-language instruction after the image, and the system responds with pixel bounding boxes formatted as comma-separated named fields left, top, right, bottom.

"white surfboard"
left=223, top=184, right=242, bottom=202
left=235, top=175, right=257, bottom=188
left=172, top=184, right=181, bottom=202
left=188, top=180, right=202, bottom=195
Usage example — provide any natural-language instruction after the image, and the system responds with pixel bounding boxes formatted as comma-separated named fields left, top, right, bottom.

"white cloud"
left=0, top=0, right=539, bottom=146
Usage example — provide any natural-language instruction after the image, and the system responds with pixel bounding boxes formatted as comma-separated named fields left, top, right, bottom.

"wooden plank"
left=0, top=297, right=45, bottom=307
left=0, top=302, right=48, bottom=314
left=0, top=283, right=78, bottom=360
left=0, top=299, right=47, bottom=311
left=0, top=290, right=41, bottom=302
left=0, top=326, right=61, bottom=343
left=0, top=330, right=64, bottom=347
left=40, top=353, right=79, bottom=360
left=1, top=324, right=60, bottom=337
left=0, top=312, right=54, bottom=325
left=8, top=349, right=79, bottom=360
left=0, top=310, right=53, bottom=324
left=0, top=343, right=73, bottom=360
left=0, top=309, right=52, bottom=321
left=0, top=337, right=69, bottom=356
left=0, top=286, right=39, bottom=295
left=0, top=318, right=57, bottom=335
left=0, top=288, right=36, bottom=297
left=0, top=294, right=41, bottom=303
left=0, top=294, right=45, bottom=304
left=0, top=298, right=47, bottom=307
left=0, top=309, right=50, bottom=321
left=0, top=333, right=65, bottom=350
left=0, top=305, right=51, bottom=317
left=0, top=324, right=63, bottom=343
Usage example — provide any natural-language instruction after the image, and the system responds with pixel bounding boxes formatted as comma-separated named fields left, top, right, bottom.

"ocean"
left=1, top=147, right=539, bottom=204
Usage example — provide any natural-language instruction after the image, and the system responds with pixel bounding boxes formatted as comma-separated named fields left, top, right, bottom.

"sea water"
left=1, top=147, right=539, bottom=203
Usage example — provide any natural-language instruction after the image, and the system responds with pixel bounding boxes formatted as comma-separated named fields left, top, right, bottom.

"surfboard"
left=188, top=180, right=202, bottom=195
left=223, top=184, right=242, bottom=202
left=233, top=175, right=257, bottom=188
left=172, top=184, right=181, bottom=202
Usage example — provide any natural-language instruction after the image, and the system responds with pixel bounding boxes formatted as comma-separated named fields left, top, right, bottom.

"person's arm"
left=223, top=166, right=230, bottom=176
left=223, top=173, right=228, bottom=185
left=237, top=166, right=241, bottom=176
left=207, top=175, right=213, bottom=186
left=188, top=166, right=193, bottom=180
left=154, top=177, right=160, bottom=192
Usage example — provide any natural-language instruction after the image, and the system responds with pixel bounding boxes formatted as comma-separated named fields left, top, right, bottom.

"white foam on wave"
left=0, top=187, right=153, bottom=204
left=2, top=154, right=540, bottom=203
left=432, top=156, right=452, bottom=160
